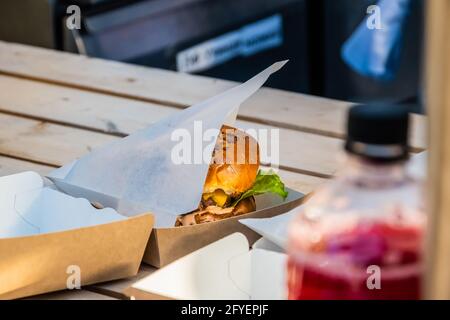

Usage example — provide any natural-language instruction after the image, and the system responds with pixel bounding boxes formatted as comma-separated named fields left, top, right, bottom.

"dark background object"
left=320, top=0, right=423, bottom=105
left=63, top=0, right=310, bottom=93
left=0, top=0, right=57, bottom=49
left=0, top=0, right=423, bottom=107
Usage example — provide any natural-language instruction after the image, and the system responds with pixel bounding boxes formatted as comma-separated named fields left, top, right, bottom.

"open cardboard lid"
left=0, top=171, right=127, bottom=238
left=125, top=233, right=287, bottom=300
left=239, top=209, right=297, bottom=250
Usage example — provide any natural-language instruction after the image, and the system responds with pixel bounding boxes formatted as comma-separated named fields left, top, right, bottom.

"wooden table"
left=0, top=41, right=427, bottom=300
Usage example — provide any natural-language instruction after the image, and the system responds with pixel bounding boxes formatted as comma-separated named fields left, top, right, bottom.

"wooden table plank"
left=0, top=155, right=54, bottom=176
left=0, top=113, right=115, bottom=167
left=0, top=120, right=326, bottom=197
left=0, top=109, right=326, bottom=196
left=0, top=159, right=325, bottom=194
left=0, top=105, right=343, bottom=178
left=0, top=75, right=174, bottom=136
left=0, top=41, right=426, bottom=150
left=0, top=74, right=351, bottom=178
left=0, top=71, right=330, bottom=197
left=260, top=166, right=326, bottom=194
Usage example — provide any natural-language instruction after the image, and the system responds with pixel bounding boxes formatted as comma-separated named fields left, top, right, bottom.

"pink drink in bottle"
left=287, top=104, right=426, bottom=300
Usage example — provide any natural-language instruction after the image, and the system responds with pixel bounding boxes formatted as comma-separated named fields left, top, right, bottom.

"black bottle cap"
left=345, top=104, right=410, bottom=162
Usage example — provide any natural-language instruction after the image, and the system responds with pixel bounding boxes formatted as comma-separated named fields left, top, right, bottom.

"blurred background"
left=0, top=0, right=424, bottom=110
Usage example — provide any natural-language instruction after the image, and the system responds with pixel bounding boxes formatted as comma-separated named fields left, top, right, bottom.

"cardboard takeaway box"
left=0, top=172, right=154, bottom=299
left=124, top=233, right=288, bottom=300
left=143, top=189, right=303, bottom=267
left=47, top=61, right=304, bottom=268
left=50, top=166, right=304, bottom=268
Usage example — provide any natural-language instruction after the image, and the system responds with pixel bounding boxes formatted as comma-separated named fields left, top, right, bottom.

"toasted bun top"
left=203, top=125, right=260, bottom=196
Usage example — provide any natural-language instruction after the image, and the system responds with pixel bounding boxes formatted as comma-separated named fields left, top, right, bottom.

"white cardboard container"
left=124, top=233, right=287, bottom=300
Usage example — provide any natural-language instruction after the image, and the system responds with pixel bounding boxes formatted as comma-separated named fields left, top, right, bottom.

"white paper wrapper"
left=48, top=61, right=287, bottom=227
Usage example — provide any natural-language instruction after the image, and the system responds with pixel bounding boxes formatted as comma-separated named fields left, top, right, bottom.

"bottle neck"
left=340, top=154, right=410, bottom=189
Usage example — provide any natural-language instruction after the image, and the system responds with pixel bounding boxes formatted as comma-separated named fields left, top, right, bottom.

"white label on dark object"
left=176, top=14, right=283, bottom=73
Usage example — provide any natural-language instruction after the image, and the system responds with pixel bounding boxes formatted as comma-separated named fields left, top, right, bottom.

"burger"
left=175, top=125, right=288, bottom=226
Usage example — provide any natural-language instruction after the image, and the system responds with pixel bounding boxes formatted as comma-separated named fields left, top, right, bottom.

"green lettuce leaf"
left=232, top=170, right=288, bottom=206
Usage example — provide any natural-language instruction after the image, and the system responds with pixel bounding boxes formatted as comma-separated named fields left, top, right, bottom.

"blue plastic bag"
left=341, top=0, right=413, bottom=81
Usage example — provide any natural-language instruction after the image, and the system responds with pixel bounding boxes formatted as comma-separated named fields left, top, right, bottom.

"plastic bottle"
left=287, top=104, right=426, bottom=300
